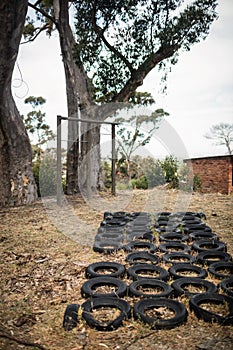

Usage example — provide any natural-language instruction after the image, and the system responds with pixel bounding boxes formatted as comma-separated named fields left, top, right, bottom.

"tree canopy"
left=74, top=0, right=218, bottom=102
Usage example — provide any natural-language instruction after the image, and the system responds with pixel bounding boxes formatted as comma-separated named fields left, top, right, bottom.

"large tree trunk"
left=56, top=0, right=102, bottom=195
left=0, top=0, right=38, bottom=207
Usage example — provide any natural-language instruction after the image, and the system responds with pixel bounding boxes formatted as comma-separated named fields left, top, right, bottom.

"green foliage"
left=115, top=103, right=168, bottom=179
left=73, top=0, right=218, bottom=102
left=193, top=174, right=202, bottom=192
left=23, top=96, right=55, bottom=155
left=158, top=155, right=179, bottom=187
left=142, top=156, right=165, bottom=187
left=102, top=160, right=112, bottom=189
left=131, top=175, right=148, bottom=190
left=22, top=96, right=55, bottom=196
left=103, top=154, right=199, bottom=192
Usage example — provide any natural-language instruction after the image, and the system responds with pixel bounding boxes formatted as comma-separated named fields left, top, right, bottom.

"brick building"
left=184, top=155, right=233, bottom=194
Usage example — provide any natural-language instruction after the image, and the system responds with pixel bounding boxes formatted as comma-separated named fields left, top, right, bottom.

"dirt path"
left=0, top=189, right=232, bottom=350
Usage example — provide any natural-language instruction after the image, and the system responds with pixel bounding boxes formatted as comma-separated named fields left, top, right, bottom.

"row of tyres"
left=63, top=211, right=233, bottom=332
left=93, top=210, right=215, bottom=254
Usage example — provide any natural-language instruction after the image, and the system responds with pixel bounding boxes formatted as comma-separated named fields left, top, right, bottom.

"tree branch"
left=28, top=2, right=57, bottom=27
left=34, top=0, right=43, bottom=6
left=91, top=1, right=134, bottom=73
left=113, top=46, right=175, bottom=102
left=21, top=23, right=52, bottom=44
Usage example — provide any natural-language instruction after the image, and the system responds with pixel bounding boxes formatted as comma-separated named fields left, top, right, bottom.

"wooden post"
left=57, top=115, right=62, bottom=205
left=111, top=123, right=116, bottom=196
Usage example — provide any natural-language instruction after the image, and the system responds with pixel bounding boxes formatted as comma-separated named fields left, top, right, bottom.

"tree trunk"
left=79, top=120, right=103, bottom=198
left=56, top=0, right=102, bottom=195
left=0, top=0, right=38, bottom=207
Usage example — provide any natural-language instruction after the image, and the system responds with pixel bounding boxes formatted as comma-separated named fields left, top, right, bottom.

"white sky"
left=13, top=0, right=233, bottom=159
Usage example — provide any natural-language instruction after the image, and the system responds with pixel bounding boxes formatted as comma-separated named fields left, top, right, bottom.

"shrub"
left=193, top=174, right=202, bottom=192
left=131, top=175, right=148, bottom=189
left=159, top=155, right=179, bottom=189
left=102, top=160, right=112, bottom=189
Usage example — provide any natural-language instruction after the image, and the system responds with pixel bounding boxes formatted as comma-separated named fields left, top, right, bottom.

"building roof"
left=184, top=154, right=233, bottom=162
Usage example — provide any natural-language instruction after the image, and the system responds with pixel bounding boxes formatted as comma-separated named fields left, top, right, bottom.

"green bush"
left=131, top=175, right=148, bottom=189
left=159, top=155, right=179, bottom=189
left=102, top=160, right=112, bottom=189
left=144, top=161, right=165, bottom=188
left=193, top=174, right=202, bottom=192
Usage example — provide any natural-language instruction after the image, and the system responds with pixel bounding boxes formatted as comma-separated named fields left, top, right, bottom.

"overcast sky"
left=13, top=0, right=233, bottom=159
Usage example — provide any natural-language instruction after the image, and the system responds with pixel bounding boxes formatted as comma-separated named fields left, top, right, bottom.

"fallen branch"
left=0, top=330, right=47, bottom=350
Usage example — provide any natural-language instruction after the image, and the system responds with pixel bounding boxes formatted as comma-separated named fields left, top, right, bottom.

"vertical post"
left=57, top=115, right=62, bottom=205
left=111, top=123, right=116, bottom=196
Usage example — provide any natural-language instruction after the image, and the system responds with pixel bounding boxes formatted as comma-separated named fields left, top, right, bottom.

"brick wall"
left=184, top=156, right=233, bottom=194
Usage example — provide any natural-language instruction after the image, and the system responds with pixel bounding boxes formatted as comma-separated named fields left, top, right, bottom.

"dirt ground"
left=0, top=188, right=233, bottom=350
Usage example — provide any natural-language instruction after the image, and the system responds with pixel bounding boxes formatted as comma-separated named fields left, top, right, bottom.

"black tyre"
left=127, top=222, right=151, bottom=230
left=133, top=298, right=188, bottom=329
left=131, top=212, right=150, bottom=217
left=98, top=226, right=124, bottom=234
left=125, top=251, right=159, bottom=265
left=157, top=216, right=170, bottom=222
left=183, top=216, right=202, bottom=223
left=127, top=231, right=155, bottom=242
left=123, top=241, right=157, bottom=253
left=93, top=241, right=123, bottom=254
left=204, top=225, right=212, bottom=232
left=101, top=219, right=126, bottom=227
left=85, top=262, right=126, bottom=279
left=189, top=231, right=218, bottom=241
left=208, top=261, right=233, bottom=279
left=172, top=211, right=197, bottom=217
left=155, top=211, right=171, bottom=217
left=95, top=232, right=123, bottom=242
left=112, top=211, right=129, bottom=219
left=63, top=304, right=80, bottom=331
left=82, top=297, right=131, bottom=331
left=196, top=212, right=207, bottom=220
left=127, top=263, right=169, bottom=281
left=189, top=293, right=233, bottom=325
left=162, top=252, right=196, bottom=265
left=172, top=277, right=218, bottom=297
left=169, top=263, right=207, bottom=279
left=196, top=250, right=232, bottom=266
left=184, top=223, right=207, bottom=232
left=159, top=242, right=190, bottom=253
left=81, top=276, right=127, bottom=298
left=219, top=277, right=233, bottom=297
left=159, top=233, right=189, bottom=242
left=129, top=279, right=173, bottom=298
left=192, top=239, right=227, bottom=253
left=156, top=220, right=169, bottom=227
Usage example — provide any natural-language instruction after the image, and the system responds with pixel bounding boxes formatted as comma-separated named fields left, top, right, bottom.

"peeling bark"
left=0, top=0, right=38, bottom=207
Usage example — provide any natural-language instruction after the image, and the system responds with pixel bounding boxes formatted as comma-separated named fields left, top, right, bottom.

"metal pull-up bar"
left=57, top=115, right=118, bottom=205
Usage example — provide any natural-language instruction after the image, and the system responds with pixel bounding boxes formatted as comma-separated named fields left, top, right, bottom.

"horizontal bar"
left=58, top=115, right=119, bottom=125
